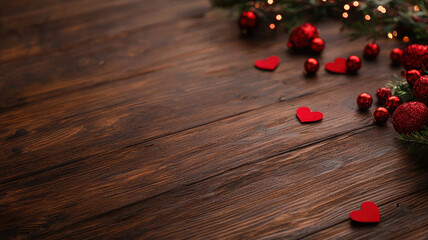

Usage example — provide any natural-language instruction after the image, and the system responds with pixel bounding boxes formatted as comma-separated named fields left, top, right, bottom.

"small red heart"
left=325, top=57, right=347, bottom=74
left=254, top=56, right=280, bottom=71
left=296, top=107, right=323, bottom=123
left=350, top=201, right=380, bottom=223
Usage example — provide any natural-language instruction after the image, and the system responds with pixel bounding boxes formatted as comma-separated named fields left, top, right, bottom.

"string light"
left=322, top=0, right=327, bottom=2
left=342, top=12, right=348, bottom=18
left=365, top=14, right=371, bottom=21
left=269, top=23, right=275, bottom=29
left=377, top=6, right=386, bottom=14
left=414, top=5, right=420, bottom=11
left=276, top=14, right=282, bottom=20
left=352, top=1, right=359, bottom=7
left=393, top=31, right=397, bottom=37
left=267, top=0, right=273, bottom=5
left=387, top=32, right=393, bottom=39
left=403, top=36, right=409, bottom=43
left=344, top=4, right=350, bottom=10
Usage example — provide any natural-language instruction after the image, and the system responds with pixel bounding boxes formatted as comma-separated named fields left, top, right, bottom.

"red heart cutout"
left=254, top=56, right=280, bottom=71
left=325, top=57, right=347, bottom=74
left=350, top=201, right=380, bottom=223
left=296, top=107, right=323, bottom=123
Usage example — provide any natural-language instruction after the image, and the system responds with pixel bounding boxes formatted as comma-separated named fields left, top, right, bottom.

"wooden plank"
left=301, top=190, right=428, bottom=240
left=0, top=0, right=209, bottom=63
left=8, top=127, right=424, bottom=239
left=0, top=22, right=401, bottom=183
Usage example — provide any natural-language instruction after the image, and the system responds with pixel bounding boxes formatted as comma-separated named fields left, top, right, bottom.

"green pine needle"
left=386, top=74, right=415, bottom=103
left=397, top=125, right=428, bottom=145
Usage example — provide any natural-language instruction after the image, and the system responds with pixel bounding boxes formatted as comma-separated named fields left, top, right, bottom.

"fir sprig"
left=386, top=74, right=415, bottom=103
left=397, top=125, right=428, bottom=145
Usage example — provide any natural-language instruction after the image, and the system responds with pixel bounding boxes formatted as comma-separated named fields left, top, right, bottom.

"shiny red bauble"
left=405, top=70, right=422, bottom=86
left=363, top=43, right=380, bottom=59
left=385, top=96, right=401, bottom=113
left=304, top=58, right=319, bottom=75
left=373, top=107, right=390, bottom=123
left=376, top=87, right=392, bottom=104
left=288, top=23, right=319, bottom=49
left=401, top=44, right=428, bottom=70
left=390, top=48, right=403, bottom=65
left=413, top=75, right=428, bottom=105
left=310, top=38, right=325, bottom=53
left=346, top=55, right=362, bottom=72
left=357, top=93, right=373, bottom=110
left=392, top=102, right=428, bottom=134
left=238, top=11, right=258, bottom=30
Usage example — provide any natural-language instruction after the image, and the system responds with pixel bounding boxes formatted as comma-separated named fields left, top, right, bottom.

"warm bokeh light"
left=387, top=32, right=393, bottom=39
left=267, top=0, right=274, bottom=5
left=414, top=5, right=420, bottom=11
left=403, top=36, right=409, bottom=43
left=322, top=0, right=327, bottom=2
left=377, top=6, right=386, bottom=13
left=344, top=4, right=350, bottom=10
left=352, top=1, right=359, bottom=7
left=255, top=2, right=260, bottom=8
left=365, top=14, right=371, bottom=20
left=342, top=12, right=348, bottom=18
left=269, top=23, right=275, bottom=29
left=276, top=14, right=282, bottom=20
left=393, top=31, right=397, bottom=37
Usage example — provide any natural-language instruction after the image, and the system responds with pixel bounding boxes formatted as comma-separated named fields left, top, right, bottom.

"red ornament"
left=363, top=43, right=380, bottom=59
left=401, top=44, right=428, bottom=70
left=390, top=48, right=403, bottom=65
left=376, top=87, right=391, bottom=104
left=385, top=96, right=401, bottom=113
left=413, top=75, right=428, bottom=105
left=392, top=102, right=428, bottom=134
left=373, top=107, right=390, bottom=123
left=357, top=93, right=373, bottom=110
left=350, top=201, right=380, bottom=223
left=346, top=55, right=362, bottom=72
left=238, top=11, right=258, bottom=30
left=296, top=107, right=323, bottom=123
left=304, top=58, right=319, bottom=75
left=405, top=69, right=422, bottom=86
left=288, top=23, right=319, bottom=49
left=254, top=56, right=280, bottom=71
left=310, top=38, right=325, bottom=53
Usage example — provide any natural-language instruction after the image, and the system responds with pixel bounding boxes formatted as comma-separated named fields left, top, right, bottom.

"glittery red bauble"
left=405, top=70, right=422, bottom=86
left=346, top=55, right=362, bottom=72
left=392, top=102, right=428, bottom=134
left=373, top=107, right=390, bottom=123
left=288, top=23, right=319, bottom=49
left=413, top=75, right=428, bottom=105
left=363, top=43, right=380, bottom=59
left=310, top=38, right=325, bottom=53
left=401, top=44, right=428, bottom=70
left=376, top=87, right=391, bottom=104
left=238, top=11, right=258, bottom=30
left=390, top=48, right=403, bottom=65
left=304, top=58, right=319, bottom=75
left=357, top=93, right=372, bottom=110
left=385, top=96, right=401, bottom=113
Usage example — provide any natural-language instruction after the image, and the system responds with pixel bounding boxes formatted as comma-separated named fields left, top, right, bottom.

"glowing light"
left=269, top=23, right=275, bottom=29
left=342, top=12, right=348, bottom=18
left=322, top=0, right=327, bottom=2
left=267, top=0, right=273, bottom=5
left=352, top=1, right=359, bottom=7
left=403, top=36, right=409, bottom=43
left=365, top=14, right=371, bottom=20
left=255, top=2, right=260, bottom=8
left=387, top=32, right=393, bottom=39
left=414, top=5, right=420, bottom=11
left=377, top=6, right=386, bottom=13
left=276, top=14, right=282, bottom=20
left=393, top=31, right=397, bottom=36
left=344, top=4, right=350, bottom=10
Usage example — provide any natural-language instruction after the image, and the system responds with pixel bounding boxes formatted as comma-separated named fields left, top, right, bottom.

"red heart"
left=325, top=57, right=347, bottom=74
left=254, top=56, right=280, bottom=71
left=296, top=107, right=323, bottom=123
left=350, top=201, right=380, bottom=223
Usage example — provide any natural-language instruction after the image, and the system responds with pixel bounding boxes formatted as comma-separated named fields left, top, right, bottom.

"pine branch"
left=397, top=125, right=428, bottom=145
left=386, top=74, right=415, bottom=103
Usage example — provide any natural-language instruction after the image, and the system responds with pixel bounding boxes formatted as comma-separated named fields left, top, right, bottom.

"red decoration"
left=238, top=11, right=258, bottom=30
left=310, top=38, right=325, bottom=53
left=392, top=102, right=428, bottom=134
left=346, top=55, right=362, bottom=72
left=350, top=201, right=380, bottom=223
left=363, top=43, right=380, bottom=59
left=357, top=93, right=373, bottom=110
left=325, top=58, right=347, bottom=74
left=413, top=76, right=428, bottom=105
left=304, top=58, right=319, bottom=75
left=373, top=107, right=390, bottom=123
left=401, top=44, right=428, bottom=70
left=405, top=70, right=422, bottom=86
left=288, top=23, right=319, bottom=49
left=385, top=96, right=401, bottom=113
left=296, top=107, right=323, bottom=123
left=390, top=48, right=403, bottom=65
left=376, top=87, right=391, bottom=104
left=254, top=56, right=280, bottom=71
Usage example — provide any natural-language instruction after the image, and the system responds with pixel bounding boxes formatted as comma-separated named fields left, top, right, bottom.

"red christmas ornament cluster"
left=346, top=55, right=362, bottom=73
left=392, top=102, right=428, bottom=134
left=390, top=48, right=403, bottom=65
left=364, top=43, right=380, bottom=59
left=304, top=58, right=319, bottom=75
left=288, top=23, right=325, bottom=53
left=238, top=11, right=258, bottom=30
left=401, top=44, right=428, bottom=70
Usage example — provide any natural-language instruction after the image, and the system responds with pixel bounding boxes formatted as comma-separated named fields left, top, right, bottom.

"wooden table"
left=1, top=0, right=427, bottom=239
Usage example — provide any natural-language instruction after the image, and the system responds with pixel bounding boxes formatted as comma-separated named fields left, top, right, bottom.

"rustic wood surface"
left=0, top=0, right=426, bottom=239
